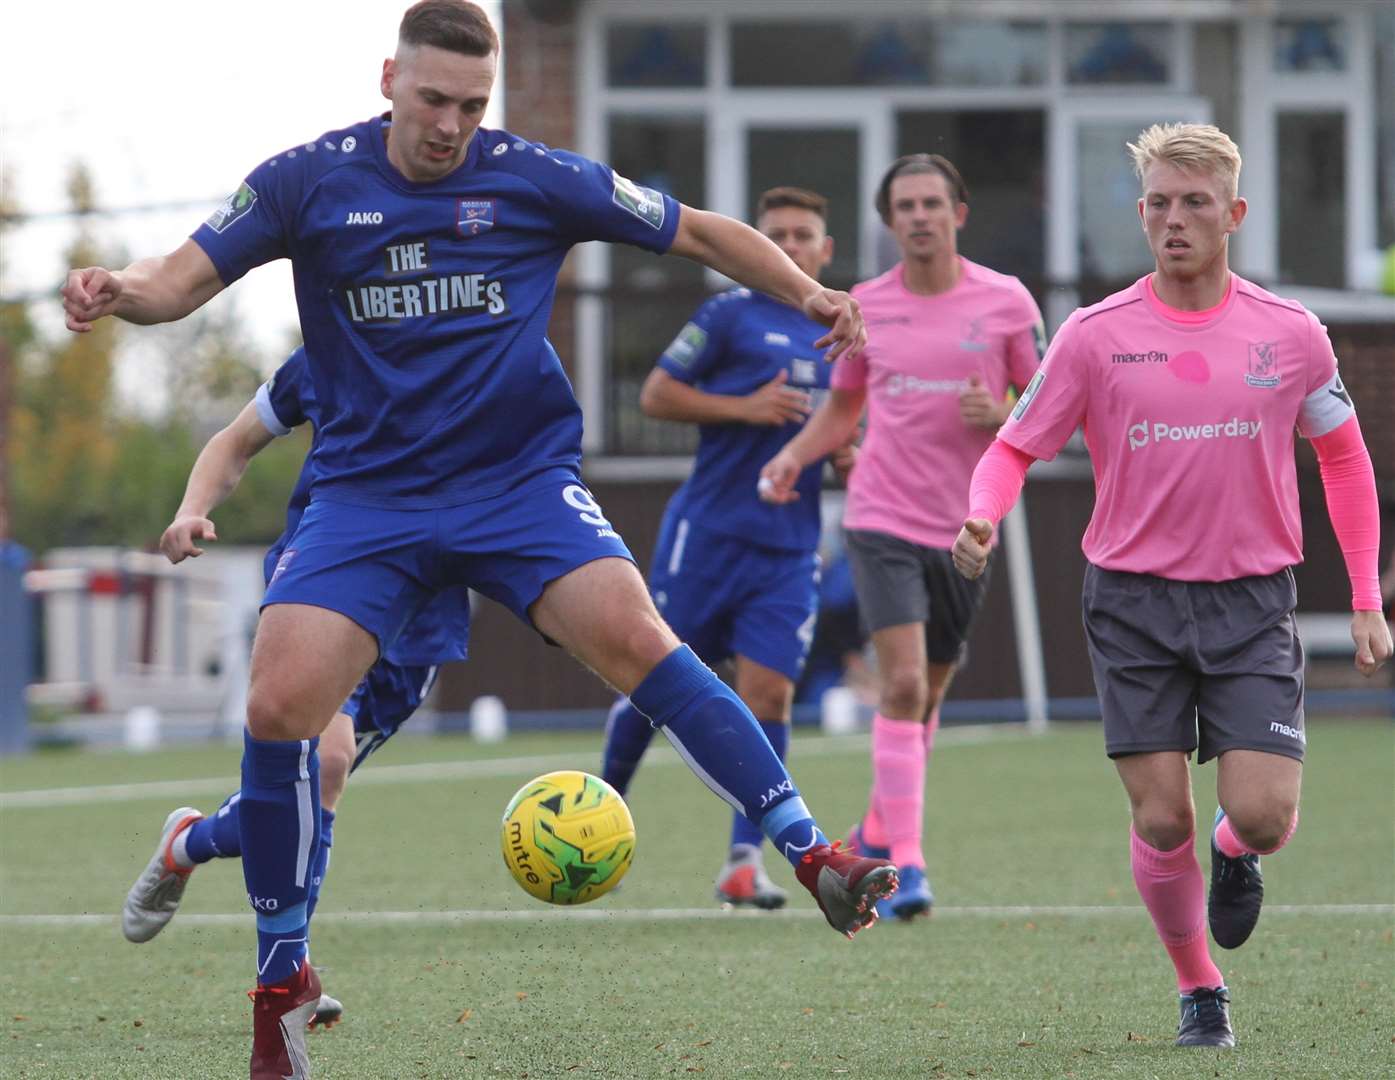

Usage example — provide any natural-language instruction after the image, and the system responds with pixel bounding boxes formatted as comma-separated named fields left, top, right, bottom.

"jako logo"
left=1127, top=418, right=1263, bottom=451
left=345, top=211, right=384, bottom=225
left=758, top=779, right=794, bottom=808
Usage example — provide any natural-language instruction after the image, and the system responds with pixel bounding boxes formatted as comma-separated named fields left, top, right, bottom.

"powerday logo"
left=205, top=181, right=258, bottom=233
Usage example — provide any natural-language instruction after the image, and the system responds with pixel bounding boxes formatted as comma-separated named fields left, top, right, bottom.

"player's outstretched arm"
left=758, top=387, right=865, bottom=503
left=640, top=367, right=811, bottom=427
left=952, top=439, right=1038, bottom=579
left=63, top=239, right=225, bottom=333
left=1309, top=416, right=1391, bottom=676
left=668, top=206, right=865, bottom=363
left=160, top=401, right=277, bottom=563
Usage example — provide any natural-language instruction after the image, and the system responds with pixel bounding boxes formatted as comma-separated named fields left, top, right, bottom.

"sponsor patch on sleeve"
left=205, top=181, right=259, bottom=234
left=1296, top=368, right=1356, bottom=439
left=611, top=171, right=666, bottom=230
left=1010, top=369, right=1045, bottom=421
left=662, top=322, right=708, bottom=369
left=1032, top=319, right=1048, bottom=360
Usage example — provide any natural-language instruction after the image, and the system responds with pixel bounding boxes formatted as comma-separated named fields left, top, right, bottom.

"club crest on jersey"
left=611, top=171, right=665, bottom=230
left=790, top=358, right=818, bottom=385
left=959, top=316, right=988, bottom=352
left=1244, top=342, right=1281, bottom=388
left=205, top=181, right=258, bottom=234
left=457, top=199, right=495, bottom=237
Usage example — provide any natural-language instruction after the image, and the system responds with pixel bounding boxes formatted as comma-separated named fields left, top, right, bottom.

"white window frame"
left=575, top=0, right=1380, bottom=456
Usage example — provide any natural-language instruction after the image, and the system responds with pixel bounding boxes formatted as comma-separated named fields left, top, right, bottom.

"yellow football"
left=500, top=770, right=636, bottom=905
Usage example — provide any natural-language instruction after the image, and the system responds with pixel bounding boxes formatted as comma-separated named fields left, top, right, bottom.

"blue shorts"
left=263, top=466, right=634, bottom=655
left=341, top=661, right=439, bottom=772
left=649, top=512, right=819, bottom=683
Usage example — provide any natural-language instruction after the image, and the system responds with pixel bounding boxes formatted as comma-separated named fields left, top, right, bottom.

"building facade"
left=435, top=0, right=1393, bottom=715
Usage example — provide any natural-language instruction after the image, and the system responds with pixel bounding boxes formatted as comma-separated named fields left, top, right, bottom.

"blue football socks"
left=600, top=696, right=657, bottom=796
left=730, top=720, right=789, bottom=851
left=184, top=792, right=243, bottom=863
left=305, top=807, right=335, bottom=924
left=630, top=646, right=825, bottom=867
left=240, top=730, right=321, bottom=986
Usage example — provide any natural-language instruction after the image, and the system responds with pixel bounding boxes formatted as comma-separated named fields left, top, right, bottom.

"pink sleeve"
left=967, top=439, right=1037, bottom=525
left=829, top=347, right=867, bottom=390
left=998, top=313, right=1088, bottom=460
left=1005, top=287, right=1046, bottom=390
left=1311, top=416, right=1382, bottom=610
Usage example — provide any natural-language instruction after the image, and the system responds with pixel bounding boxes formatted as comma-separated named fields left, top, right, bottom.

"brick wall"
left=504, top=0, right=580, bottom=377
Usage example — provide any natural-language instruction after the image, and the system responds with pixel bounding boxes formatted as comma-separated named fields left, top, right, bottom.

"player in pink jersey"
left=761, top=155, right=1044, bottom=920
left=953, top=123, right=1391, bottom=1049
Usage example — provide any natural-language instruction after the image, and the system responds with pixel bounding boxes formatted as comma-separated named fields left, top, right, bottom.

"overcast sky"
left=3, top=1, right=503, bottom=411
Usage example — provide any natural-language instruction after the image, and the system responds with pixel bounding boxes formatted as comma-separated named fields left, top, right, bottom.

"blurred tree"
left=7, top=163, right=307, bottom=555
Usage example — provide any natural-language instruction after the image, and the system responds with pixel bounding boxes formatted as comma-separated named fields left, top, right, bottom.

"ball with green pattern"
left=500, top=770, right=636, bottom=905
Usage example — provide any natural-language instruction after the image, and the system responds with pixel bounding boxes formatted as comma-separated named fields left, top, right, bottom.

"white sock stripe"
left=294, top=776, right=314, bottom=888
left=256, top=935, right=309, bottom=978
left=659, top=726, right=745, bottom=815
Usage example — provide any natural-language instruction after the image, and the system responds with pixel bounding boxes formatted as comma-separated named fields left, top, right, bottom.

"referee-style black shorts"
left=1081, top=564, right=1306, bottom=764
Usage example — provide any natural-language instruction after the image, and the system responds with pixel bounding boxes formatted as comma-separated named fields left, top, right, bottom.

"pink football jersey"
left=833, top=258, right=1043, bottom=548
left=999, top=274, right=1354, bottom=580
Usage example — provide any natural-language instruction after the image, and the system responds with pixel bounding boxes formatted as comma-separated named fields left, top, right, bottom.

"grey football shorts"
left=844, top=527, right=990, bottom=665
left=1081, top=564, right=1306, bottom=764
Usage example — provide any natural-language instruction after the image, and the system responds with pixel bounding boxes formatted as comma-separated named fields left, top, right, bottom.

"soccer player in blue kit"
left=601, top=187, right=848, bottom=910
left=121, top=346, right=471, bottom=1033
left=60, top=4, right=896, bottom=1075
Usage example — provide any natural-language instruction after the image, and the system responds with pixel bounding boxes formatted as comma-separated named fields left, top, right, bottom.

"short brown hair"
left=400, top=0, right=498, bottom=57
left=755, top=186, right=828, bottom=220
left=874, top=154, right=968, bottom=223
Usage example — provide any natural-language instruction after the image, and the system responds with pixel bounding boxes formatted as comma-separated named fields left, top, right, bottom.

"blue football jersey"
left=194, top=117, right=680, bottom=509
left=254, top=347, right=470, bottom=666
left=658, top=289, right=833, bottom=552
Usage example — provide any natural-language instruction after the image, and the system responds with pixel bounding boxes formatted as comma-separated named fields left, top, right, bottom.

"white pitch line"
left=0, top=725, right=1027, bottom=809
left=2, top=903, right=1390, bottom=929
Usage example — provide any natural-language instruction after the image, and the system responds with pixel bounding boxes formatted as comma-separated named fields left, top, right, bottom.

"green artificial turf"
left=2, top=720, right=1391, bottom=1078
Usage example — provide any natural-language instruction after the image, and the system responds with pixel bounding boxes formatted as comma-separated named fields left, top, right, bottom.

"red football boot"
left=249, top=962, right=321, bottom=1079
left=794, top=841, right=898, bottom=938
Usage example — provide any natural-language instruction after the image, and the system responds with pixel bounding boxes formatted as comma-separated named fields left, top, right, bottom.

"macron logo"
left=1269, top=721, right=1305, bottom=743
left=345, top=211, right=384, bottom=225
left=1128, top=417, right=1262, bottom=452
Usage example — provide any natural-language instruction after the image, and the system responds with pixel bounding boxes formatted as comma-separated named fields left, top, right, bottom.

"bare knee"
left=1224, top=798, right=1298, bottom=853
left=318, top=744, right=353, bottom=811
left=880, top=666, right=928, bottom=720
left=1132, top=801, right=1196, bottom=852
left=246, top=684, right=326, bottom=742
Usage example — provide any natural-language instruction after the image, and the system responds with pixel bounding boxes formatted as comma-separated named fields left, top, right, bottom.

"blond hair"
left=1128, top=123, right=1242, bottom=199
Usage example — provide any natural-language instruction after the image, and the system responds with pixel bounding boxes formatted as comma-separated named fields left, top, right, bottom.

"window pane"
left=606, top=23, right=706, bottom=87
left=1374, top=6, right=1395, bottom=249
left=1076, top=120, right=1155, bottom=283
left=1273, top=18, right=1346, bottom=74
left=896, top=110, right=1046, bottom=287
left=606, top=116, right=707, bottom=455
left=1278, top=113, right=1346, bottom=288
left=1066, top=23, right=1172, bottom=85
left=730, top=19, right=1044, bottom=87
left=746, top=128, right=860, bottom=288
